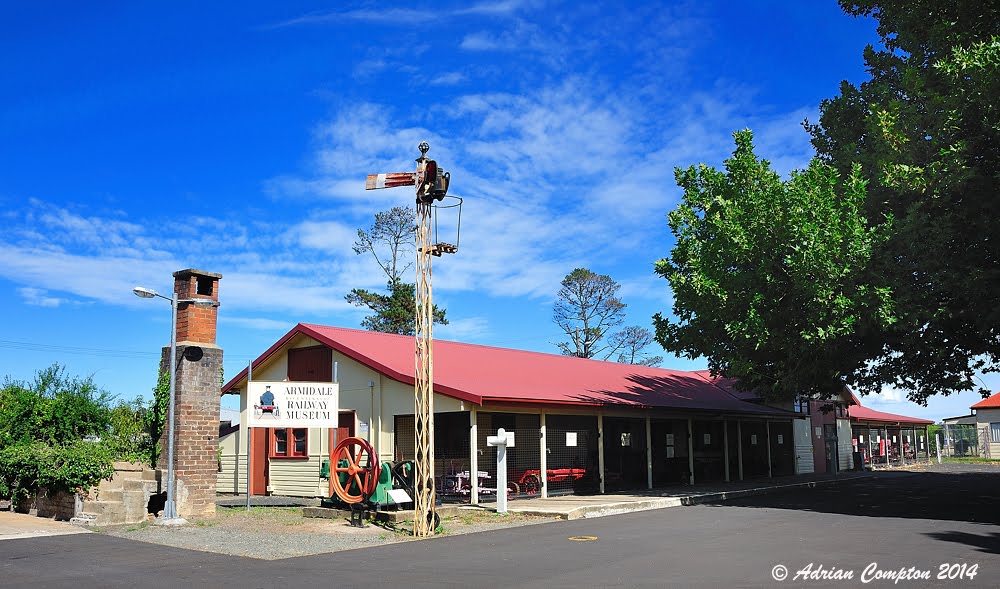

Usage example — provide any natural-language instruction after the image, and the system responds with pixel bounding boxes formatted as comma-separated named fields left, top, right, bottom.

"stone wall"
left=16, top=487, right=78, bottom=520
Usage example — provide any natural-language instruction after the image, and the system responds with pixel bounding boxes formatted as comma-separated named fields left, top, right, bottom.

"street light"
left=133, top=285, right=217, bottom=525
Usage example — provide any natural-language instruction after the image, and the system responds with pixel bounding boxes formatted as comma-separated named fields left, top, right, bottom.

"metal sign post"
left=246, top=360, right=252, bottom=512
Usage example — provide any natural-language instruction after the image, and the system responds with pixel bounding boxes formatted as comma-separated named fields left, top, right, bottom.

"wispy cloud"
left=436, top=316, right=491, bottom=341
left=429, top=71, right=466, bottom=86
left=17, top=287, right=75, bottom=308
left=220, top=316, right=294, bottom=331
left=265, top=1, right=526, bottom=29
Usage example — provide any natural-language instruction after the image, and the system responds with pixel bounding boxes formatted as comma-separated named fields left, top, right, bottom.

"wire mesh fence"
left=395, top=411, right=472, bottom=504
left=851, top=424, right=934, bottom=465
left=602, top=417, right=648, bottom=491
left=545, top=414, right=599, bottom=495
left=941, top=423, right=980, bottom=457
left=476, top=412, right=542, bottom=501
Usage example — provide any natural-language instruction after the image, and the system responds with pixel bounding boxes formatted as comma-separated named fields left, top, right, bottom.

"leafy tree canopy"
left=347, top=278, right=447, bottom=336
left=654, top=131, right=894, bottom=402
left=552, top=268, right=663, bottom=365
left=553, top=268, right=627, bottom=359
left=808, top=1, right=1000, bottom=401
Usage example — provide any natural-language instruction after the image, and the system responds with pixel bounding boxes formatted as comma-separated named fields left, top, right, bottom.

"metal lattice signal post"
left=366, top=142, right=457, bottom=537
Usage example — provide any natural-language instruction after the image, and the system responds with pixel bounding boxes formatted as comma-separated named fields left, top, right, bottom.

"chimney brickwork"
left=158, top=268, right=223, bottom=520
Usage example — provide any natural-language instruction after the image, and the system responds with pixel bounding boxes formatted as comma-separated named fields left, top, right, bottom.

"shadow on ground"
left=698, top=469, right=1000, bottom=554
left=701, top=471, right=1000, bottom=524
left=925, top=530, right=1000, bottom=555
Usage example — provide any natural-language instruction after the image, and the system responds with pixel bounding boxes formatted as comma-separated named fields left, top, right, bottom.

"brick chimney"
left=158, top=268, right=223, bottom=520
left=172, top=269, right=221, bottom=345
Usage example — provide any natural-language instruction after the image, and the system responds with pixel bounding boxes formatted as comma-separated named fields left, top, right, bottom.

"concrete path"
left=503, top=471, right=873, bottom=519
left=0, top=512, right=89, bottom=541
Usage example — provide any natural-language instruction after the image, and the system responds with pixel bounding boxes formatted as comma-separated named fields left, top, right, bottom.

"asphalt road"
left=3, top=467, right=998, bottom=588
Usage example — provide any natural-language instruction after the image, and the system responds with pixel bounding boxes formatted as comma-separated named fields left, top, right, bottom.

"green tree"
left=0, top=365, right=111, bottom=447
left=347, top=207, right=448, bottom=335
left=553, top=268, right=627, bottom=359
left=346, top=278, right=448, bottom=336
left=808, top=1, right=1000, bottom=401
left=653, top=131, right=894, bottom=401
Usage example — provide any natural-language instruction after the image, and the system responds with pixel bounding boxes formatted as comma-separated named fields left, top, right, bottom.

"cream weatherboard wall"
left=792, top=419, right=815, bottom=474
left=219, top=333, right=468, bottom=497
left=975, top=407, right=1000, bottom=458
left=836, top=418, right=854, bottom=471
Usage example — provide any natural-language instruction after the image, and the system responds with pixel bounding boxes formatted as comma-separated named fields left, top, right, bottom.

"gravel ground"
left=100, top=506, right=558, bottom=560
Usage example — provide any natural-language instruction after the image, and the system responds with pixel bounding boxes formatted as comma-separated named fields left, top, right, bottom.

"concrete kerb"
left=506, top=473, right=875, bottom=520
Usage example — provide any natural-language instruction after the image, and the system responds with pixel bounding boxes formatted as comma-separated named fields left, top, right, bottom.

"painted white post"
left=645, top=416, right=653, bottom=490
left=936, top=432, right=942, bottom=464
left=737, top=420, right=744, bottom=481
left=687, top=418, right=695, bottom=485
left=486, top=428, right=509, bottom=514
left=539, top=412, right=548, bottom=499
left=597, top=413, right=605, bottom=494
left=470, top=408, right=479, bottom=505
left=723, top=419, right=730, bottom=482
left=765, top=421, right=773, bottom=478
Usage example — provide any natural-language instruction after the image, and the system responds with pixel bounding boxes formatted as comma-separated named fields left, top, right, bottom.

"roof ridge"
left=303, top=322, right=694, bottom=374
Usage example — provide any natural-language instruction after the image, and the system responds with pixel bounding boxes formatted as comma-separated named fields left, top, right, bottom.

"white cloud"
left=293, top=220, right=358, bottom=252
left=870, top=386, right=906, bottom=404
left=17, top=287, right=72, bottom=308
left=429, top=72, right=466, bottom=86
left=220, top=316, right=293, bottom=331
left=436, top=316, right=491, bottom=341
left=266, top=1, right=526, bottom=29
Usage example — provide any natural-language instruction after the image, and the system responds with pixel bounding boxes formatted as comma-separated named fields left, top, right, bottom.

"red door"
left=287, top=346, right=332, bottom=381
left=249, top=427, right=269, bottom=495
left=328, top=411, right=356, bottom=497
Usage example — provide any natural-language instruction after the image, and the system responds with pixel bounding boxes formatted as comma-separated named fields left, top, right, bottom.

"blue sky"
left=1, top=1, right=992, bottom=421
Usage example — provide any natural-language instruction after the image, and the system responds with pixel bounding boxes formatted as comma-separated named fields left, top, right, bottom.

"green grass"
left=942, top=456, right=1000, bottom=464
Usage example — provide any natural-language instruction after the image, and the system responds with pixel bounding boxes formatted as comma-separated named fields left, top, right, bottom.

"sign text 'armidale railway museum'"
left=246, top=381, right=339, bottom=429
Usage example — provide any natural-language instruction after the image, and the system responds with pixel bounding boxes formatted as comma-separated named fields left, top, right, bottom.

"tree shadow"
left=924, top=530, right=1000, bottom=554
left=573, top=373, right=790, bottom=416
left=698, top=471, right=1000, bottom=526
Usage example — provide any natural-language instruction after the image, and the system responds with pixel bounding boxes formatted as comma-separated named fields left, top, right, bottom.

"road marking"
left=567, top=535, right=598, bottom=542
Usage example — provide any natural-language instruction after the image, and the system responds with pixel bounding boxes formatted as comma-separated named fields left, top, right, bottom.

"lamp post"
left=133, top=285, right=216, bottom=524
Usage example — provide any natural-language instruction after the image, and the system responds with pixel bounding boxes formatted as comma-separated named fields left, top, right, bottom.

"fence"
left=941, top=423, right=979, bottom=457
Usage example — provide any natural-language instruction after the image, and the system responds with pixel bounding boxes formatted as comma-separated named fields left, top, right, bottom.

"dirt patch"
left=98, top=506, right=557, bottom=559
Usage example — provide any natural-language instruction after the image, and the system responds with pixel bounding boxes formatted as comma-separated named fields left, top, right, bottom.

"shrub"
left=106, top=397, right=154, bottom=464
left=0, top=364, right=126, bottom=501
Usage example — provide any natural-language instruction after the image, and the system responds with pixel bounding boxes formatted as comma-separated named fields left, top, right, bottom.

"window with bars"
left=270, top=428, right=308, bottom=458
left=991, top=423, right=1000, bottom=443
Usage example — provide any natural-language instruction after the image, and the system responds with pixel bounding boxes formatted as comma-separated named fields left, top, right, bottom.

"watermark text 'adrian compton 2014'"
left=770, top=562, right=979, bottom=583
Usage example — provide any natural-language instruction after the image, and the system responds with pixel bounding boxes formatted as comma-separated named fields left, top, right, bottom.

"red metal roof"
left=971, top=391, right=1000, bottom=409
left=848, top=404, right=933, bottom=425
left=691, top=370, right=759, bottom=401
left=222, top=324, right=793, bottom=417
